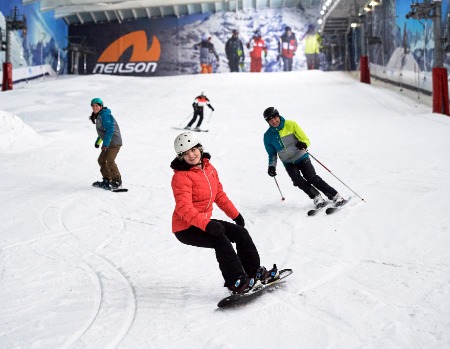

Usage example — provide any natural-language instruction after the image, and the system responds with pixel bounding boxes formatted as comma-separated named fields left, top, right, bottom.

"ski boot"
left=313, top=194, right=326, bottom=209
left=332, top=193, right=345, bottom=206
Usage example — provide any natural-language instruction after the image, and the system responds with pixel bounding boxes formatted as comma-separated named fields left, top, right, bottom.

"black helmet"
left=263, top=107, right=279, bottom=121
left=285, top=26, right=292, bottom=32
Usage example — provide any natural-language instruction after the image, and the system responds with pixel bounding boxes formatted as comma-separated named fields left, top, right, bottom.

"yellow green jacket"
left=305, top=33, right=322, bottom=54
left=264, top=116, right=310, bottom=168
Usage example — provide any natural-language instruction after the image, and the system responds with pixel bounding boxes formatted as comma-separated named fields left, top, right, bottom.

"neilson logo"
left=93, top=30, right=161, bottom=75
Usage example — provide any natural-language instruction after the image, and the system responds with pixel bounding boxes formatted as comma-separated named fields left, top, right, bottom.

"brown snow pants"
left=98, top=145, right=121, bottom=183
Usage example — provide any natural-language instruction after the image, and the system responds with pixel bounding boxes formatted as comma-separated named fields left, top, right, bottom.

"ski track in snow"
left=40, top=194, right=138, bottom=349
left=0, top=192, right=139, bottom=348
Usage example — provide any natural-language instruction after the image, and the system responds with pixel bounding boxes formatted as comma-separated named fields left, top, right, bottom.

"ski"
left=325, top=197, right=351, bottom=215
left=171, top=127, right=209, bottom=132
left=307, top=202, right=330, bottom=216
left=217, top=268, right=293, bottom=308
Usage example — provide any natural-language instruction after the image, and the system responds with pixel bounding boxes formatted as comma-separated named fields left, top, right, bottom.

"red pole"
left=432, top=67, right=450, bottom=116
left=2, top=62, right=13, bottom=91
left=360, top=56, right=371, bottom=84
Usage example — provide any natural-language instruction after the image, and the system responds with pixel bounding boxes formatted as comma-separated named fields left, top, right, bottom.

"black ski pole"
left=274, top=177, right=285, bottom=201
left=207, top=110, right=214, bottom=123
left=307, top=150, right=366, bottom=202
left=179, top=112, right=193, bottom=128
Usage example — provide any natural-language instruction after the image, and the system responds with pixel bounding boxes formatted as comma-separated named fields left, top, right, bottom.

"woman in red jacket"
left=170, top=132, right=277, bottom=295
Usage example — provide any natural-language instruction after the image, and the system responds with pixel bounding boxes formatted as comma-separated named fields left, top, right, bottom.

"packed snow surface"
left=1, top=71, right=449, bottom=349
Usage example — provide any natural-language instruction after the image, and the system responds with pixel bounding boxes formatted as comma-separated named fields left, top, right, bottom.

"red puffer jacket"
left=170, top=153, right=239, bottom=233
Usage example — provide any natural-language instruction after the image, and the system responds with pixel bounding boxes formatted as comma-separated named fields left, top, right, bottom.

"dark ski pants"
left=306, top=53, right=320, bottom=70
left=187, top=109, right=204, bottom=128
left=284, top=157, right=337, bottom=200
left=98, top=145, right=121, bottom=183
left=282, top=57, right=293, bottom=71
left=228, top=58, right=240, bottom=72
left=175, top=220, right=260, bottom=287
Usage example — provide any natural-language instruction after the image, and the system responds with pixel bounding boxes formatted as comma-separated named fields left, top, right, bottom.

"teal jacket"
left=263, top=116, right=309, bottom=168
left=95, top=107, right=122, bottom=147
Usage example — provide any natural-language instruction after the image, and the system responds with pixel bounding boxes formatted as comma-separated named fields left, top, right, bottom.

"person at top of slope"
left=194, top=33, right=219, bottom=74
left=246, top=29, right=267, bottom=73
left=170, top=131, right=278, bottom=295
left=185, top=92, right=214, bottom=130
left=278, top=26, right=297, bottom=71
left=262, top=107, right=344, bottom=209
left=225, top=29, right=245, bottom=72
left=89, top=98, right=123, bottom=190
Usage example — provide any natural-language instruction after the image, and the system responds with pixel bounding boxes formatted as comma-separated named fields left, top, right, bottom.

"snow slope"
left=0, top=71, right=449, bottom=349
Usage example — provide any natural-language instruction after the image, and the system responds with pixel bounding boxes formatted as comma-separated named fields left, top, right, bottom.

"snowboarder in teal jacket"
left=89, top=98, right=123, bottom=190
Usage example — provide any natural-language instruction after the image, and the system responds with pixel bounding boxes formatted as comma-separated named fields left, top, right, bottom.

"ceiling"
left=22, top=0, right=321, bottom=25
left=22, top=0, right=372, bottom=36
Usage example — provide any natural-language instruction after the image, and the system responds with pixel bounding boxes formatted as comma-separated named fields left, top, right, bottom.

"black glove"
left=205, top=220, right=226, bottom=236
left=233, top=213, right=245, bottom=227
left=209, top=106, right=214, bottom=111
left=268, top=166, right=277, bottom=177
left=95, top=143, right=100, bottom=148
left=296, top=141, right=307, bottom=150
left=89, top=113, right=96, bottom=124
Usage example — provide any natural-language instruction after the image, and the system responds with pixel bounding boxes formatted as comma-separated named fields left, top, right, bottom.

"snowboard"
left=217, top=268, right=293, bottom=308
left=92, top=184, right=128, bottom=192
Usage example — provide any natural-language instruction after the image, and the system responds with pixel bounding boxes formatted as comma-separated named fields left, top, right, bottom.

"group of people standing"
left=194, top=24, right=322, bottom=74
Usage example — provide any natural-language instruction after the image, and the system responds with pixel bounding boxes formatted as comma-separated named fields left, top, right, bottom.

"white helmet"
left=174, top=132, right=201, bottom=155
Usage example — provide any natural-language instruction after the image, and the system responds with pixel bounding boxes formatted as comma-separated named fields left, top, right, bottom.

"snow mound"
left=0, top=111, right=42, bottom=151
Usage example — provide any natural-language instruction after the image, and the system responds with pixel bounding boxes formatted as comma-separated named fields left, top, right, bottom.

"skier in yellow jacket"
left=262, top=107, right=344, bottom=209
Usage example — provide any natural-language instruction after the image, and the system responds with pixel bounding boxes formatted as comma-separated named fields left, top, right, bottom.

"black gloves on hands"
left=233, top=213, right=245, bottom=227
left=296, top=141, right=308, bottom=150
left=205, top=220, right=226, bottom=236
left=209, top=106, right=215, bottom=111
left=268, top=166, right=277, bottom=177
left=95, top=143, right=100, bottom=148
left=89, top=113, right=96, bottom=124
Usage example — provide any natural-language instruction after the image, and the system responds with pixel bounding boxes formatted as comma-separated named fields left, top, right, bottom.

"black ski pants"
left=228, top=56, right=240, bottom=72
left=187, top=108, right=204, bottom=128
left=175, top=220, right=260, bottom=287
left=282, top=56, right=293, bottom=71
left=284, top=157, right=337, bottom=200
